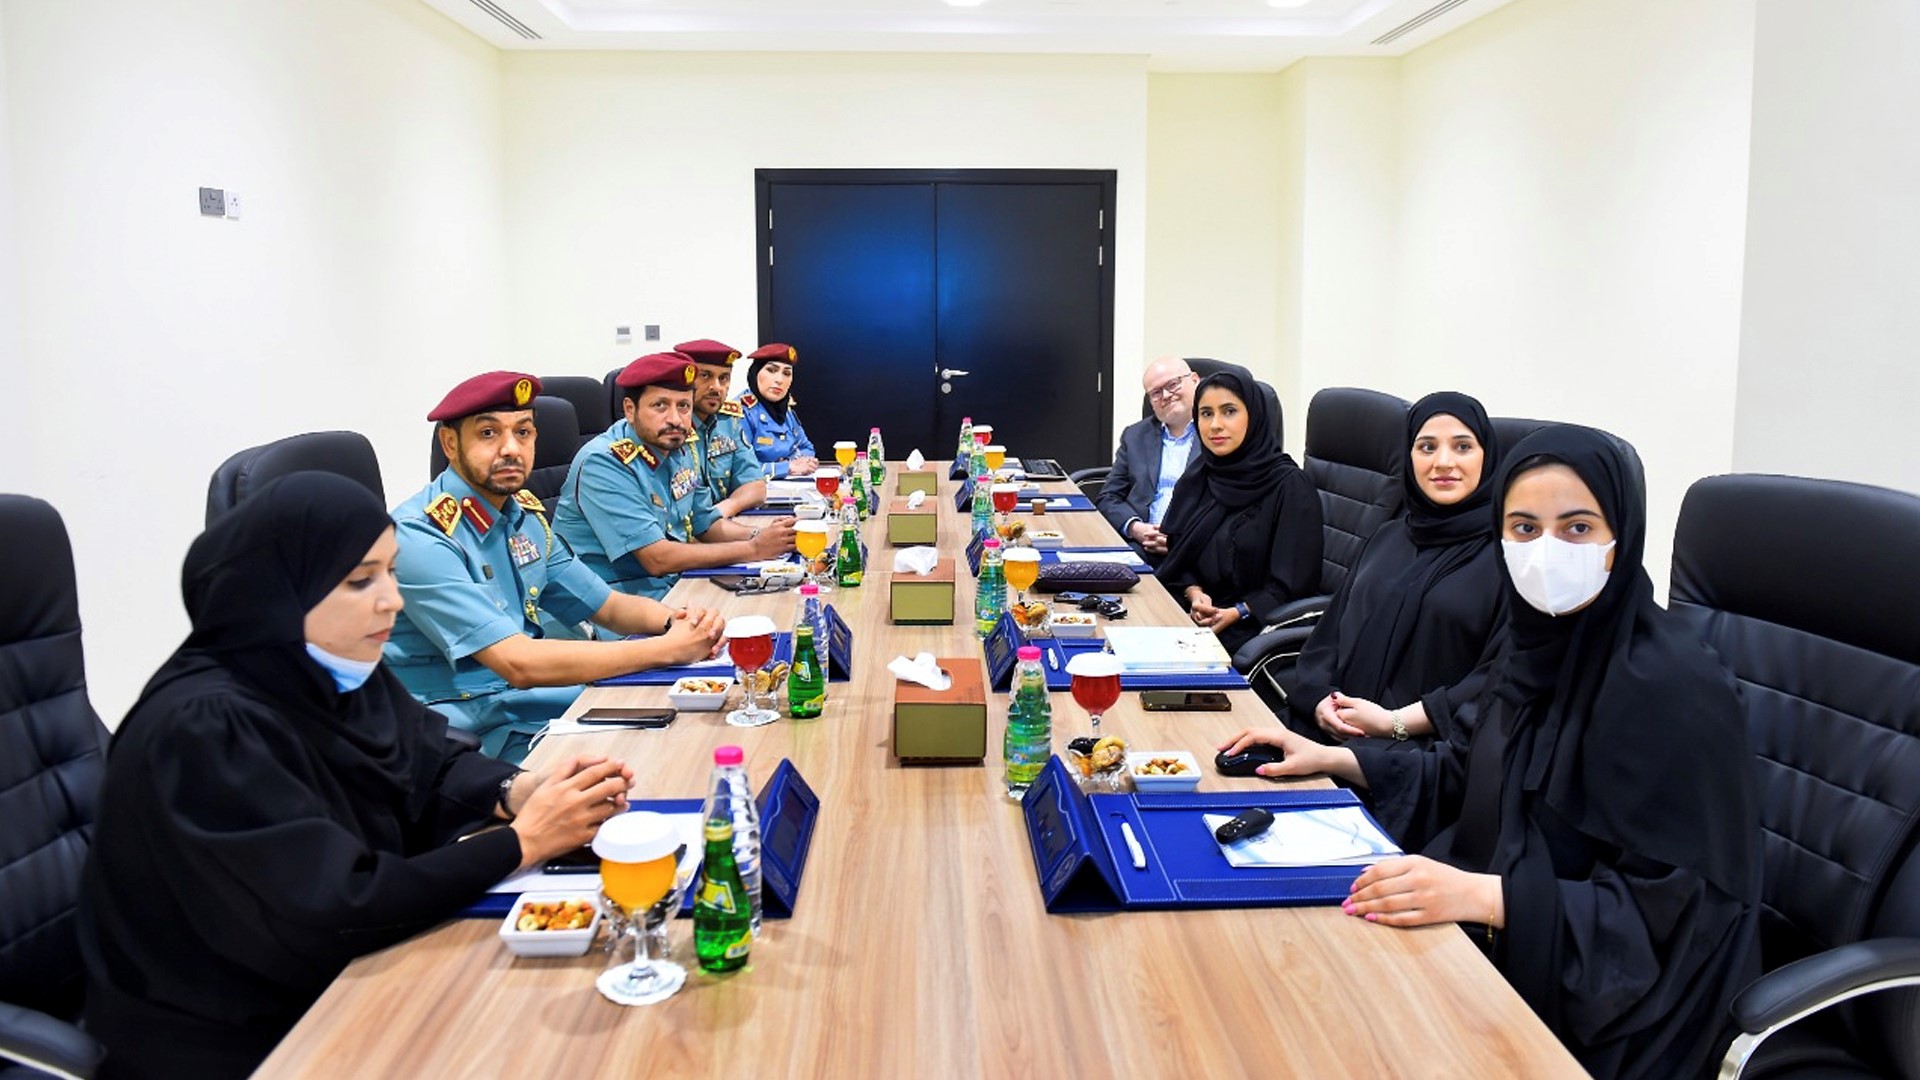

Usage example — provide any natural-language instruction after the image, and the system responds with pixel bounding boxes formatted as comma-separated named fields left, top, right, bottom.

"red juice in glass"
left=815, top=469, right=841, bottom=499
left=729, top=633, right=775, bottom=673
left=991, top=486, right=1020, bottom=514
left=1071, top=673, right=1122, bottom=716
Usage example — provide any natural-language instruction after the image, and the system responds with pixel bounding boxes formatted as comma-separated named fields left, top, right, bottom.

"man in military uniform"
left=738, top=342, right=819, bottom=479
left=553, top=352, right=797, bottom=600
left=386, top=370, right=727, bottom=762
left=675, top=337, right=767, bottom=518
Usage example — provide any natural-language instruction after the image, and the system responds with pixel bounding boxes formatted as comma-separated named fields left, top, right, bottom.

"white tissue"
left=905, top=490, right=927, bottom=509
left=893, top=547, right=940, bottom=576
left=906, top=449, right=926, bottom=470
left=888, top=651, right=952, bottom=691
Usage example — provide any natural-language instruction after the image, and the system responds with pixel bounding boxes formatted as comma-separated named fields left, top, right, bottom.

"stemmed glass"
left=724, top=615, right=780, bottom=727
left=593, top=811, right=687, bottom=1006
left=990, top=482, right=1021, bottom=543
left=984, top=444, right=1007, bottom=476
left=794, top=520, right=832, bottom=592
left=833, top=441, right=858, bottom=471
left=1066, top=652, right=1125, bottom=733
left=813, top=466, right=841, bottom=511
left=1003, top=547, right=1041, bottom=609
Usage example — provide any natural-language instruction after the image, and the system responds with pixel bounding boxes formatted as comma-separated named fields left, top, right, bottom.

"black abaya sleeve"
left=1282, top=552, right=1363, bottom=725
left=1241, top=469, right=1324, bottom=625
left=408, top=709, right=519, bottom=849
left=1351, top=734, right=1470, bottom=852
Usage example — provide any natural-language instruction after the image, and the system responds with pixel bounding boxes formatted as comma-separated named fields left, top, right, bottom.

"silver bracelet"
left=1390, top=709, right=1409, bottom=741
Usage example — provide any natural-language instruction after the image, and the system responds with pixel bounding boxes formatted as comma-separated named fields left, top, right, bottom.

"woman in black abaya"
left=80, top=472, right=636, bottom=1079
left=1157, top=364, right=1323, bottom=655
left=1282, top=392, right=1507, bottom=747
left=1220, top=426, right=1762, bottom=1079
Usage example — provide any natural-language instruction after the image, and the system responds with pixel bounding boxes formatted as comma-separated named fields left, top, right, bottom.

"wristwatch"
left=1390, top=710, right=1409, bottom=742
left=496, top=772, right=521, bottom=820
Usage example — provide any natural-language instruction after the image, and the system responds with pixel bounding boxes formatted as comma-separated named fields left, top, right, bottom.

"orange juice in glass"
left=1003, top=547, right=1041, bottom=605
left=984, top=444, right=1007, bottom=473
left=833, top=441, right=858, bottom=470
left=592, top=811, right=687, bottom=1006
left=794, top=520, right=832, bottom=590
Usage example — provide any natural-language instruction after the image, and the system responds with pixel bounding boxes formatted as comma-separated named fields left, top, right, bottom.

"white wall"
left=5, top=0, right=507, bottom=721
left=1388, top=0, right=1757, bottom=588
left=0, top=6, right=19, bottom=483
left=500, top=51, right=1149, bottom=443
left=1733, top=0, right=1920, bottom=495
left=1143, top=73, right=1286, bottom=397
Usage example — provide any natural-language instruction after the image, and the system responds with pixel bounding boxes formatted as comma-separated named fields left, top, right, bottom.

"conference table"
left=260, top=463, right=1584, bottom=1078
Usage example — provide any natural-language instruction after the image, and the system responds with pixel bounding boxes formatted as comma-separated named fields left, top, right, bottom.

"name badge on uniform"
left=670, top=467, right=697, bottom=500
left=651, top=493, right=664, bottom=507
left=508, top=533, right=540, bottom=567
left=756, top=436, right=775, bottom=446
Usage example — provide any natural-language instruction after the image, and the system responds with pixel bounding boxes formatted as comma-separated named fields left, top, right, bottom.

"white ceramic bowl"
left=1027, top=530, right=1066, bottom=550
left=1127, top=751, right=1202, bottom=792
left=498, top=892, right=602, bottom=957
left=668, top=674, right=734, bottom=711
left=1050, top=612, right=1099, bottom=639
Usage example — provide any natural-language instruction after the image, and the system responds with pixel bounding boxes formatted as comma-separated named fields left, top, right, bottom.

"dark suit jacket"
left=1097, top=416, right=1197, bottom=550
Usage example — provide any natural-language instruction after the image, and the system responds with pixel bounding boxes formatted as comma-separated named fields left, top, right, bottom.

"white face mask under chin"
left=1502, top=537, right=1615, bottom=616
left=305, top=642, right=380, bottom=692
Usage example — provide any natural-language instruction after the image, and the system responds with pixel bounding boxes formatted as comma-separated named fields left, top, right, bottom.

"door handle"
left=939, top=367, right=971, bottom=379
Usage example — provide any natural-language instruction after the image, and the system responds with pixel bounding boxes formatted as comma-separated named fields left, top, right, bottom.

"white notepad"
left=1202, top=809, right=1402, bottom=868
left=1103, top=626, right=1234, bottom=673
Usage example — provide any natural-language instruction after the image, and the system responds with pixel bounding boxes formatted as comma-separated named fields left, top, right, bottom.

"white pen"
left=1119, top=821, right=1147, bottom=870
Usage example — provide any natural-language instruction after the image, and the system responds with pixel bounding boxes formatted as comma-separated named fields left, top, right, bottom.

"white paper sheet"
left=1202, top=809, right=1402, bottom=868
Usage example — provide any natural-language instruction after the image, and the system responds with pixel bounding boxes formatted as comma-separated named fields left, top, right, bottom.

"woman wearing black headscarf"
left=1157, top=364, right=1323, bottom=655
left=79, top=472, right=636, bottom=1079
left=1282, top=392, right=1507, bottom=746
left=1221, top=426, right=1761, bottom=1079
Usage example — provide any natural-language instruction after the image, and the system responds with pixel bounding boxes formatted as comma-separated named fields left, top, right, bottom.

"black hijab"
left=1452, top=425, right=1754, bottom=898
left=125, top=471, right=438, bottom=817
left=748, top=352, right=795, bottom=423
left=1331, top=392, right=1500, bottom=694
left=1157, top=364, right=1299, bottom=578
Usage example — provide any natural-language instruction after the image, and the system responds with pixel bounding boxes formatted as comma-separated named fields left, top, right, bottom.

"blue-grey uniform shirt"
left=693, top=402, right=765, bottom=501
left=552, top=419, right=724, bottom=599
left=737, top=392, right=816, bottom=479
left=385, top=470, right=614, bottom=760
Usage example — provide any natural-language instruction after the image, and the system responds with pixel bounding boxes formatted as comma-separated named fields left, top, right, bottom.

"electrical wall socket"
left=615, top=325, right=632, bottom=343
left=644, top=325, right=660, bottom=341
left=224, top=192, right=243, bottom=220
left=199, top=187, right=225, bottom=216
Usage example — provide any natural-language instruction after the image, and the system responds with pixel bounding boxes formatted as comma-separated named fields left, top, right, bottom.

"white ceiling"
left=420, top=0, right=1522, bottom=71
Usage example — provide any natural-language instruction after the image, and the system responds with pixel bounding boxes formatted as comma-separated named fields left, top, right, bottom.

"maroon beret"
left=674, top=338, right=741, bottom=366
left=615, top=352, right=700, bottom=391
left=427, top=371, right=541, bottom=422
left=747, top=343, right=797, bottom=362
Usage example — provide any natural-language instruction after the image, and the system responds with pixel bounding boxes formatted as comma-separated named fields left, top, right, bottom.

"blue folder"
left=1021, top=756, right=1379, bottom=912
left=465, top=759, right=820, bottom=920
left=983, top=613, right=1250, bottom=693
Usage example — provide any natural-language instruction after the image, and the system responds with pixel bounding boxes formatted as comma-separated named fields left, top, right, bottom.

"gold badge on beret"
left=683, top=363, right=697, bottom=385
left=513, top=378, right=533, bottom=407
left=786, top=346, right=796, bottom=361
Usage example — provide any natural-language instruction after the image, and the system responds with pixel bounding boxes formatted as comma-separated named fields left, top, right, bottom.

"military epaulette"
left=460, top=497, right=494, bottom=536
left=424, top=493, right=460, bottom=537
left=609, top=438, right=640, bottom=465
left=738, top=392, right=757, bottom=409
left=636, top=443, right=660, bottom=469
left=513, top=490, right=545, bottom=516
left=717, top=400, right=744, bottom=419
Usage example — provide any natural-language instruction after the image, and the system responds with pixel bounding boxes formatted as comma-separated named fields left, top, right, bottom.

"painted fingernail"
left=1341, top=901, right=1354, bottom=913
left=1365, top=913, right=1378, bottom=922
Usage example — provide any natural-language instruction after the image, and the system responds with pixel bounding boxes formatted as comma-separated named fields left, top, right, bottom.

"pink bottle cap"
left=714, top=745, right=744, bottom=766
left=799, top=583, right=819, bottom=596
left=983, top=537, right=1001, bottom=548
left=1016, top=646, right=1042, bottom=662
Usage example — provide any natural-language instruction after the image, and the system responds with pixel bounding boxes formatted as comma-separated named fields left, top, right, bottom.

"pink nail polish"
left=1365, top=913, right=1378, bottom=922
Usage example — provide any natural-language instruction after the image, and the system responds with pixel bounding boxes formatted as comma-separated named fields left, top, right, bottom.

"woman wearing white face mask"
left=1218, top=425, right=1762, bottom=1080
left=80, top=472, right=638, bottom=1079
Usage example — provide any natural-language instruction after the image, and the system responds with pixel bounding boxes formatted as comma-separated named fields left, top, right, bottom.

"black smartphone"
left=1139, top=690, right=1233, bottom=712
left=542, top=844, right=600, bottom=874
left=576, top=707, right=677, bottom=728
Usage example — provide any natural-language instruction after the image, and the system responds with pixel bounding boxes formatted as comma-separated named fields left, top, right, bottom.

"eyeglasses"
left=1147, top=374, right=1194, bottom=401
left=1056, top=592, right=1129, bottom=619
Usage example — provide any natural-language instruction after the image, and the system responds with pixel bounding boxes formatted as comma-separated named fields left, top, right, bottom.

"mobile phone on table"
left=543, top=845, right=601, bottom=874
left=576, top=707, right=678, bottom=728
left=1139, top=690, right=1232, bottom=712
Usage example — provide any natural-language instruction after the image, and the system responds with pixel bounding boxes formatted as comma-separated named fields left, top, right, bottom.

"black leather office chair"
left=1669, top=474, right=1920, bottom=1079
left=602, top=368, right=626, bottom=435
left=1233, top=387, right=1409, bottom=692
left=1080, top=361, right=1285, bottom=504
left=205, top=431, right=385, bottom=526
left=1489, top=415, right=1549, bottom=453
left=426, top=395, right=580, bottom=516
left=0, top=496, right=109, bottom=1080
left=541, top=375, right=611, bottom=439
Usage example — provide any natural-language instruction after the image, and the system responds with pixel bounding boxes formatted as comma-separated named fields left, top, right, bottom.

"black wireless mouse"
left=1214, top=746, right=1285, bottom=776
left=1214, top=807, right=1276, bottom=844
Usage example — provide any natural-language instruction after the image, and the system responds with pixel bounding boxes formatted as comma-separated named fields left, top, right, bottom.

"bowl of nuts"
left=668, top=674, right=734, bottom=712
left=1127, top=751, right=1202, bottom=793
left=498, top=892, right=602, bottom=957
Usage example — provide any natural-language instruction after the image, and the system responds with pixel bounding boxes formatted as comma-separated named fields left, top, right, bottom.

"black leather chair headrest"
left=205, top=431, right=384, bottom=525
left=541, top=375, right=611, bottom=437
left=1303, top=388, right=1409, bottom=476
left=428, top=395, right=581, bottom=480
left=0, top=495, right=80, bottom=644
left=1489, top=416, right=1550, bottom=457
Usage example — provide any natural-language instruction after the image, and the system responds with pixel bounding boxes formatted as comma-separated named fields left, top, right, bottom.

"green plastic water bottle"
left=975, top=537, right=1005, bottom=638
left=693, top=817, right=752, bottom=973
left=1004, top=645, right=1052, bottom=799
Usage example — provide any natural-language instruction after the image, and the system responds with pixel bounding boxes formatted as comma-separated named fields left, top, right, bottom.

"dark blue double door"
left=755, top=170, right=1115, bottom=470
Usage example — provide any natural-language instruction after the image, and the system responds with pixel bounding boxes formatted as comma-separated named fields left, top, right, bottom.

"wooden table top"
left=259, top=462, right=1584, bottom=1079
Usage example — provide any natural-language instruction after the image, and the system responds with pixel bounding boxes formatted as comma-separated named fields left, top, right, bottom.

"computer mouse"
left=1213, top=807, right=1275, bottom=844
left=1214, top=746, right=1285, bottom=776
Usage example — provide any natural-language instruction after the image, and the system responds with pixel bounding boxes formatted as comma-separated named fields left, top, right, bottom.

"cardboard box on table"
left=896, top=470, right=940, bottom=496
left=889, top=555, right=957, bottom=625
left=892, top=657, right=986, bottom=763
left=887, top=497, right=939, bottom=546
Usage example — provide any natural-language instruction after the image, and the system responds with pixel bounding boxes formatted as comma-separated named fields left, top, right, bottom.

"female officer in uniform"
left=738, top=342, right=818, bottom=478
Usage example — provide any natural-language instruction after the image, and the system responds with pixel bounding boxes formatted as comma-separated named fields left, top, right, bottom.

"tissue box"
left=892, top=657, right=986, bottom=764
left=897, top=470, right=940, bottom=496
left=889, top=556, right=956, bottom=625
left=887, top=498, right=938, bottom=546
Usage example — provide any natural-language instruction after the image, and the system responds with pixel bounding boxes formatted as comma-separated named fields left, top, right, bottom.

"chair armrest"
left=1261, top=594, right=1331, bottom=631
left=0, top=1001, right=104, bottom=1080
left=1719, top=937, right=1920, bottom=1079
left=1232, top=625, right=1316, bottom=673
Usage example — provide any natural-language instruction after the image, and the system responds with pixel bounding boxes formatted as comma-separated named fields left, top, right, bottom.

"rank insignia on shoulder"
left=425, top=494, right=460, bottom=536
left=738, top=392, right=757, bottom=409
left=610, top=438, right=641, bottom=465
left=717, top=400, right=744, bottom=419
left=513, top=490, right=545, bottom=515
left=636, top=444, right=660, bottom=469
